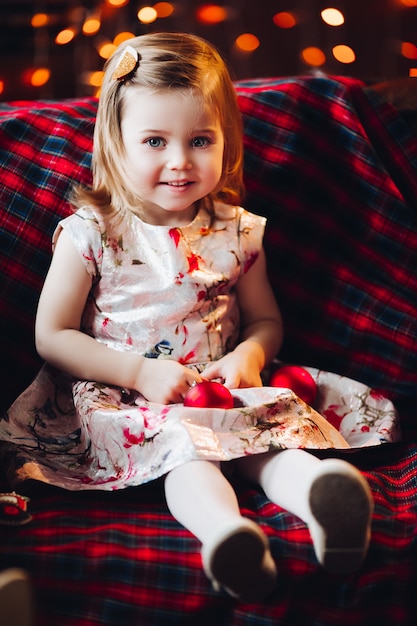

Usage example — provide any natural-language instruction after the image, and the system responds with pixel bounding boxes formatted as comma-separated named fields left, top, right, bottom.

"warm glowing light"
left=321, top=8, right=345, bottom=26
left=106, top=0, right=129, bottom=6
left=399, top=0, right=417, bottom=6
left=402, top=41, right=417, bottom=59
left=273, top=12, right=297, bottom=29
left=332, top=44, right=356, bottom=64
left=98, top=42, right=116, bottom=59
left=235, top=33, right=260, bottom=53
left=154, top=2, right=175, bottom=18
left=409, top=68, right=417, bottom=76
left=31, top=13, right=49, bottom=28
left=0, top=80, right=4, bottom=95
left=113, top=32, right=135, bottom=46
left=89, top=71, right=104, bottom=87
left=55, top=28, right=77, bottom=45
left=24, top=68, right=51, bottom=87
left=83, top=16, right=101, bottom=36
left=196, top=5, right=228, bottom=24
left=32, top=68, right=51, bottom=87
left=301, top=47, right=326, bottom=67
left=137, top=6, right=158, bottom=23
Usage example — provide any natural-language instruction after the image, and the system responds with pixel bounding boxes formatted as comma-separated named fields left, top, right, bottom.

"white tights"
left=164, top=450, right=321, bottom=544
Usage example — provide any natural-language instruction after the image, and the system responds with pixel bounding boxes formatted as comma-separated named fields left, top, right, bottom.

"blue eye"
left=146, top=137, right=165, bottom=148
left=192, top=136, right=210, bottom=148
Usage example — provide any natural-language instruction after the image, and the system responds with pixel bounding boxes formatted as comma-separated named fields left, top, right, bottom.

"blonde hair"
left=74, top=32, right=244, bottom=217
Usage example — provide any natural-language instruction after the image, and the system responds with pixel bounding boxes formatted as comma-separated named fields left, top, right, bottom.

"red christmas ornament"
left=270, top=365, right=317, bottom=406
left=184, top=381, right=234, bottom=409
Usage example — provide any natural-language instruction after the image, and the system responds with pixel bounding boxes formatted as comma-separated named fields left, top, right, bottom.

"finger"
left=223, top=373, right=240, bottom=389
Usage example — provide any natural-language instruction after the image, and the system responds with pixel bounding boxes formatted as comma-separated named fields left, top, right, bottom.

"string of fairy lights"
left=2, top=0, right=417, bottom=99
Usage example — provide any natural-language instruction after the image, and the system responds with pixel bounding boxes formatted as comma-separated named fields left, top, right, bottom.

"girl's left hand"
left=202, top=349, right=262, bottom=389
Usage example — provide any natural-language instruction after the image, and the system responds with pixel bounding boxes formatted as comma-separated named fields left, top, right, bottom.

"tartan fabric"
left=2, top=79, right=417, bottom=414
left=0, top=445, right=416, bottom=626
left=237, top=77, right=417, bottom=404
left=0, top=98, right=96, bottom=410
left=1, top=78, right=417, bottom=625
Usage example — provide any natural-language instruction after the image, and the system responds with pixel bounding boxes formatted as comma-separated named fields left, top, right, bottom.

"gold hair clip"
left=112, top=45, right=139, bottom=81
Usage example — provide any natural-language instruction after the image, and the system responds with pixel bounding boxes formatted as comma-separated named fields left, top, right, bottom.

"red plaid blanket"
left=237, top=77, right=417, bottom=407
left=1, top=77, right=417, bottom=625
left=0, top=446, right=416, bottom=625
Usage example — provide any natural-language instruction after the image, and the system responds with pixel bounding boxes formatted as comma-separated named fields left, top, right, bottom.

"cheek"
left=214, top=155, right=224, bottom=183
left=207, top=148, right=224, bottom=180
left=124, top=153, right=156, bottom=185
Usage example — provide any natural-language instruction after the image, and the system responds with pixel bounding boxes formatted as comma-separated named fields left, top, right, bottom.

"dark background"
left=1, top=0, right=417, bottom=101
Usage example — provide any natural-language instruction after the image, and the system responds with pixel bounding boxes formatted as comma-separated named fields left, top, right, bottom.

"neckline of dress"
left=136, top=206, right=207, bottom=231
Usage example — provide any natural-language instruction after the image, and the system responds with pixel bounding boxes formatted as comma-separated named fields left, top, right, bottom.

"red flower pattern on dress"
left=142, top=407, right=170, bottom=430
left=187, top=252, right=202, bottom=273
left=178, top=349, right=197, bottom=364
left=169, top=228, right=181, bottom=248
left=370, top=389, right=389, bottom=400
left=107, top=236, right=121, bottom=253
left=174, top=272, right=184, bottom=285
left=322, top=405, right=348, bottom=430
left=123, top=428, right=145, bottom=448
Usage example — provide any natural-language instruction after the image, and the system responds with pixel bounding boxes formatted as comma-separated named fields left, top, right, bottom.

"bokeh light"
left=31, top=13, right=49, bottom=28
left=332, top=44, right=356, bottom=64
left=321, top=8, right=345, bottom=26
left=273, top=12, right=297, bottom=29
left=301, top=47, right=326, bottom=67
left=196, top=5, right=228, bottom=24
left=106, top=0, right=129, bottom=7
left=2, top=0, right=417, bottom=101
left=113, top=32, right=135, bottom=46
left=154, top=2, right=175, bottom=18
left=235, top=33, right=260, bottom=53
left=98, top=41, right=116, bottom=59
left=402, top=41, right=417, bottom=59
left=82, top=16, right=101, bottom=36
left=88, top=71, right=104, bottom=87
left=55, top=28, right=77, bottom=45
left=23, top=67, right=50, bottom=87
left=137, top=7, right=158, bottom=24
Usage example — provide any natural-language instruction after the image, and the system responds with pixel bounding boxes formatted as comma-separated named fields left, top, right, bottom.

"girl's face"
left=120, top=87, right=225, bottom=226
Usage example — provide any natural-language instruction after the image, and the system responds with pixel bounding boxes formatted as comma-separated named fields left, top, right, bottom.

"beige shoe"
left=202, top=518, right=277, bottom=602
left=0, top=568, right=33, bottom=626
left=308, top=459, right=374, bottom=575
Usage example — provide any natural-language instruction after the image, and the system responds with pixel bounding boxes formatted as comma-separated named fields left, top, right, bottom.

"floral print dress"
left=0, top=204, right=400, bottom=491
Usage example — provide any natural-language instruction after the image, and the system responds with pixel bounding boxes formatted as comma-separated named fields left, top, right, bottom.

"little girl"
left=9, top=33, right=373, bottom=602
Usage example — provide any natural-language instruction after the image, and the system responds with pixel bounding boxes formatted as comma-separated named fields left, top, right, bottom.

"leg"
left=237, top=449, right=373, bottom=575
left=164, top=460, right=277, bottom=601
left=164, top=460, right=241, bottom=541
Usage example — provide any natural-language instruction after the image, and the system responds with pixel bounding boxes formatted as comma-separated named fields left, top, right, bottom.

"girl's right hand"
left=135, top=358, right=203, bottom=404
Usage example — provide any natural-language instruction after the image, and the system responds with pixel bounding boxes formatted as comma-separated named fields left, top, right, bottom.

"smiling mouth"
left=164, top=181, right=192, bottom=187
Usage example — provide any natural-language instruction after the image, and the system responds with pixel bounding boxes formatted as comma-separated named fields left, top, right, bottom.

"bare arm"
left=203, top=247, right=283, bottom=387
left=35, top=229, right=203, bottom=403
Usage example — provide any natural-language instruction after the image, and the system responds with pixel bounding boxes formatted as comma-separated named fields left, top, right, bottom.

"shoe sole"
left=309, top=472, right=373, bottom=575
left=206, top=525, right=277, bottom=602
left=0, top=568, right=33, bottom=626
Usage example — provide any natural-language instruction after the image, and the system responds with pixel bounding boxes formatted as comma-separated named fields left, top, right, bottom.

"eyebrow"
left=137, top=127, right=220, bottom=137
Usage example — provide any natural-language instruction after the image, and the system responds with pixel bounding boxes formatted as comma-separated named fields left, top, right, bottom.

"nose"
left=167, top=144, right=192, bottom=170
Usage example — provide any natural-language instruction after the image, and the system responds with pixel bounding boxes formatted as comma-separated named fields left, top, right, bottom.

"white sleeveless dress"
left=1, top=204, right=400, bottom=490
